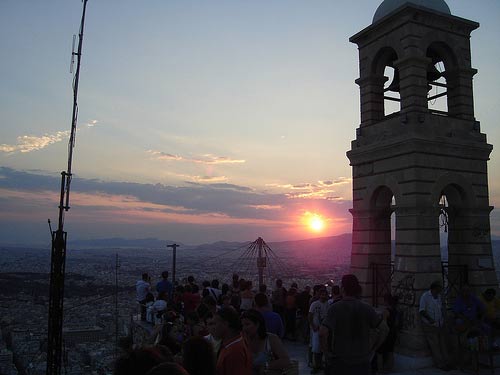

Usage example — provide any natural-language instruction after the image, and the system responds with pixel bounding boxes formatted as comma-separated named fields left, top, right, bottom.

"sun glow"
left=310, top=216, right=324, bottom=232
left=303, top=212, right=326, bottom=233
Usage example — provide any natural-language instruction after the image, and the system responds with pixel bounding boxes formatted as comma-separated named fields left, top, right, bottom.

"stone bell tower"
left=347, top=0, right=497, bottom=356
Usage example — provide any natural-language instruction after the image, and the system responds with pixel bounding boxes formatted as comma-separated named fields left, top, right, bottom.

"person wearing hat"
left=319, top=274, right=385, bottom=375
left=419, top=281, right=452, bottom=371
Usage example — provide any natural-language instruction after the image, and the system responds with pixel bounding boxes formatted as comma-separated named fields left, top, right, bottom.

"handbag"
left=263, top=360, right=299, bottom=375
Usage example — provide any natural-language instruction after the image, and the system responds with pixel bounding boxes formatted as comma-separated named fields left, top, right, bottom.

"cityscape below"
left=1, top=234, right=499, bottom=374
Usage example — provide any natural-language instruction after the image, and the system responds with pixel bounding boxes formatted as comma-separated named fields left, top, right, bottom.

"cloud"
left=265, top=177, right=352, bottom=201
left=0, top=167, right=355, bottom=244
left=0, top=130, right=70, bottom=154
left=86, top=120, right=98, bottom=127
left=0, top=120, right=100, bottom=154
left=148, top=150, right=245, bottom=165
left=246, top=204, right=283, bottom=210
left=191, top=175, right=228, bottom=183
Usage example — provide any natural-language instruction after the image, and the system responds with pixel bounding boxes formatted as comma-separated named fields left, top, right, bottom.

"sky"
left=0, top=0, right=499, bottom=246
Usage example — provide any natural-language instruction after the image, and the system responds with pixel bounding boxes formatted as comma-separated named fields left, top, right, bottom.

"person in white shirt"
left=419, top=281, right=452, bottom=371
left=148, top=291, right=168, bottom=324
left=308, top=287, right=329, bottom=374
left=136, top=273, right=151, bottom=321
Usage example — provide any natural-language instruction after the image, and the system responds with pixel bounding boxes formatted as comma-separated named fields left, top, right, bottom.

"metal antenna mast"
left=47, top=1, right=89, bottom=374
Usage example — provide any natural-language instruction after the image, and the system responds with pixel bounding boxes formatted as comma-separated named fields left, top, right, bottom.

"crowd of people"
left=126, top=271, right=405, bottom=375
left=419, top=282, right=500, bottom=372
left=127, top=270, right=500, bottom=375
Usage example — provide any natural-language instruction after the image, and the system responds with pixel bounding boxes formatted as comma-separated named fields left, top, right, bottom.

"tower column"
left=351, top=208, right=392, bottom=303
left=392, top=206, right=442, bottom=355
left=446, top=67, right=477, bottom=120
left=356, top=75, right=387, bottom=127
left=394, top=56, right=431, bottom=115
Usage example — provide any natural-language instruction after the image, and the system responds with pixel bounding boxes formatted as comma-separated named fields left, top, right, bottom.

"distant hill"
left=69, top=237, right=182, bottom=249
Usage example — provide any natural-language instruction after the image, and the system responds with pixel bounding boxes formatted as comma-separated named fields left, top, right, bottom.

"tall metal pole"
left=167, top=244, right=180, bottom=284
left=46, top=2, right=89, bottom=374
left=115, top=253, right=119, bottom=360
left=256, top=237, right=265, bottom=289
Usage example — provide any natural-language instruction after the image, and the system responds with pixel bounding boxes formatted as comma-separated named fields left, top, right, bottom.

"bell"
left=386, top=68, right=400, bottom=93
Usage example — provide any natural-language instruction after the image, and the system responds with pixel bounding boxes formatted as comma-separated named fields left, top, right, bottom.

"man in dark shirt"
left=156, top=271, right=173, bottom=302
left=254, top=293, right=284, bottom=338
left=319, top=274, right=384, bottom=375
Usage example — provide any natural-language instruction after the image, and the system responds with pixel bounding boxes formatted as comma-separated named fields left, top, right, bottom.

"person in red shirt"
left=213, top=307, right=252, bottom=375
left=183, top=285, right=201, bottom=314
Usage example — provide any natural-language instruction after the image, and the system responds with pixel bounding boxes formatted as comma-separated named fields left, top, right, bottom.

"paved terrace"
left=133, top=320, right=500, bottom=374
left=284, top=340, right=500, bottom=374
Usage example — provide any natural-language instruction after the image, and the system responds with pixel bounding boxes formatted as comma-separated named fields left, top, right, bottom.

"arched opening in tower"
left=427, top=59, right=448, bottom=114
left=426, top=42, right=457, bottom=115
left=384, top=66, right=401, bottom=116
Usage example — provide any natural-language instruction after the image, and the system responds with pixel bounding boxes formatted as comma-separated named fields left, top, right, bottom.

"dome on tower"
left=373, top=0, right=451, bottom=23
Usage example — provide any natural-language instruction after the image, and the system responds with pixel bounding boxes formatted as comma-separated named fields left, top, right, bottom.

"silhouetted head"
left=430, top=281, right=442, bottom=297
left=341, top=274, right=361, bottom=297
left=211, top=279, right=219, bottom=289
left=276, top=279, right=283, bottom=288
left=142, top=273, right=149, bottom=281
left=332, top=285, right=340, bottom=296
left=259, top=284, right=267, bottom=293
left=254, top=293, right=269, bottom=309
left=161, top=271, right=169, bottom=280
left=318, top=287, right=328, bottom=302
left=187, top=275, right=195, bottom=284
left=241, top=309, right=267, bottom=339
left=214, top=307, right=241, bottom=339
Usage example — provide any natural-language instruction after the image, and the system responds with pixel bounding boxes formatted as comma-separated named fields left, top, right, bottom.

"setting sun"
left=302, top=212, right=327, bottom=233
left=310, top=216, right=325, bottom=232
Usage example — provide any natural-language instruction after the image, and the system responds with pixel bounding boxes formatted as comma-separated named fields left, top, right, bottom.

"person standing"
left=319, top=274, right=385, bottom=375
left=419, top=281, right=452, bottom=371
left=254, top=293, right=284, bottom=338
left=309, top=286, right=329, bottom=373
left=296, top=286, right=312, bottom=343
left=271, top=279, right=287, bottom=321
left=213, top=307, right=252, bottom=375
left=156, top=271, right=173, bottom=302
left=136, top=273, right=151, bottom=321
left=241, top=309, right=291, bottom=375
